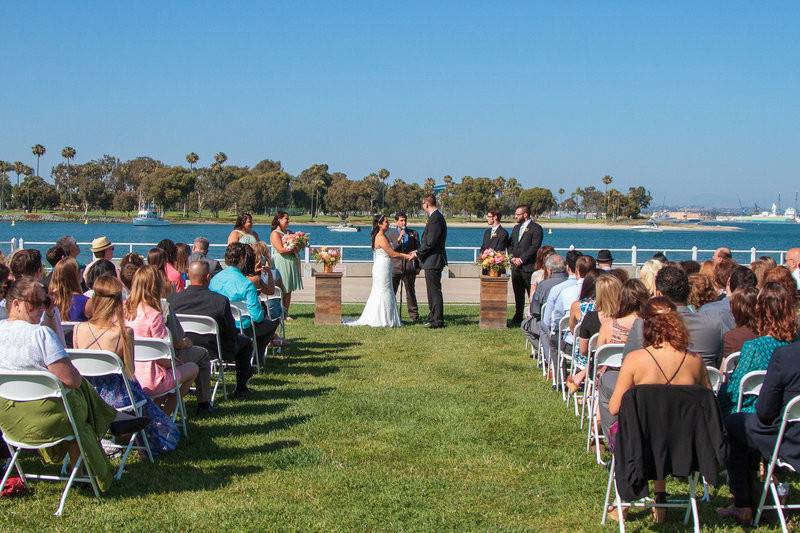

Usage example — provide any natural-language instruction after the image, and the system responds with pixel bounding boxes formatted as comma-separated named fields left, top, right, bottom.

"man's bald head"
left=187, top=260, right=210, bottom=286
left=786, top=248, right=800, bottom=271
left=713, top=247, right=732, bottom=264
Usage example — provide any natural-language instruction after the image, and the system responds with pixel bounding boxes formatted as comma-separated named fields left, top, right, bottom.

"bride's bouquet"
left=477, top=248, right=509, bottom=276
left=282, top=231, right=309, bottom=253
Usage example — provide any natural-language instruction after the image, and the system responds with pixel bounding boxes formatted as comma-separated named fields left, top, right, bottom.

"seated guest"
left=718, top=282, right=796, bottom=416
left=156, top=239, right=185, bottom=293
left=251, top=241, right=287, bottom=329
left=719, top=338, right=800, bottom=524
left=189, top=237, right=222, bottom=276
left=599, top=279, right=649, bottom=347
left=147, top=248, right=174, bottom=296
left=722, top=287, right=758, bottom=357
left=760, top=255, right=778, bottom=269
left=638, top=259, right=663, bottom=296
left=699, top=260, right=742, bottom=332
left=174, top=243, right=190, bottom=284
left=713, top=247, right=733, bottom=263
left=84, top=259, right=118, bottom=298
left=0, top=278, right=148, bottom=493
left=42, top=245, right=67, bottom=290
left=56, top=235, right=81, bottom=260
left=125, top=266, right=198, bottom=414
left=687, top=273, right=717, bottom=311
left=50, top=258, right=91, bottom=321
left=608, top=297, right=712, bottom=523
left=540, top=251, right=582, bottom=365
left=8, top=249, right=66, bottom=344
left=750, top=259, right=772, bottom=288
left=169, top=261, right=255, bottom=397
left=652, top=251, right=668, bottom=263
left=764, top=266, right=799, bottom=307
left=548, top=255, right=595, bottom=369
left=210, top=243, right=278, bottom=359
left=120, top=263, right=140, bottom=292
left=120, top=252, right=145, bottom=271
left=84, top=236, right=117, bottom=284
left=74, top=275, right=179, bottom=456
left=530, top=245, right=556, bottom=293
left=700, top=259, right=715, bottom=279
left=785, top=247, right=800, bottom=289
left=0, top=264, right=10, bottom=320
left=680, top=260, right=701, bottom=275
left=596, top=249, right=613, bottom=271
left=609, top=268, right=629, bottom=283
left=522, top=253, right=566, bottom=347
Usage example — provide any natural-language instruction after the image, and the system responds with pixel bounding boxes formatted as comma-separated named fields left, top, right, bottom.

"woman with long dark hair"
left=269, top=210, right=303, bottom=318
left=156, top=239, right=185, bottom=293
left=346, top=214, right=415, bottom=327
left=228, top=212, right=259, bottom=245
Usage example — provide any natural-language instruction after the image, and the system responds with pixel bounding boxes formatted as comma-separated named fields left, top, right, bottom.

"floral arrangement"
left=477, top=248, right=509, bottom=274
left=282, top=231, right=309, bottom=252
left=312, top=246, right=340, bottom=267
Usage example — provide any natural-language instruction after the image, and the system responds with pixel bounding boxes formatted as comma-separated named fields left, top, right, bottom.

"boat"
left=132, top=206, right=170, bottom=226
left=631, top=220, right=663, bottom=233
left=730, top=204, right=797, bottom=224
left=326, top=222, right=360, bottom=232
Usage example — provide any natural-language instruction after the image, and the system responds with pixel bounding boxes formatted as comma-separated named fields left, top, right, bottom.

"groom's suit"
left=416, top=209, right=448, bottom=327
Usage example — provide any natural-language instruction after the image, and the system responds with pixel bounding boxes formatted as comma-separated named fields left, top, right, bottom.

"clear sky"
left=2, top=1, right=798, bottom=208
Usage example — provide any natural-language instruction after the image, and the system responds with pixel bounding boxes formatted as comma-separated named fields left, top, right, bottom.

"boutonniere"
left=522, top=227, right=528, bottom=234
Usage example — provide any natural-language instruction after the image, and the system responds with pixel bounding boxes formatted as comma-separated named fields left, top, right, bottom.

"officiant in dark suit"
left=386, top=211, right=420, bottom=321
left=416, top=194, right=448, bottom=328
left=479, top=208, right=510, bottom=275
left=509, top=204, right=543, bottom=325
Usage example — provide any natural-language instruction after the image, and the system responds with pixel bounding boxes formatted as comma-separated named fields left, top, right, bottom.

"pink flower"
left=494, top=256, right=503, bottom=264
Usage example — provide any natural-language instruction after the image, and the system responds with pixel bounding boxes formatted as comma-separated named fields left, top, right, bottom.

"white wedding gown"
left=345, top=248, right=402, bottom=327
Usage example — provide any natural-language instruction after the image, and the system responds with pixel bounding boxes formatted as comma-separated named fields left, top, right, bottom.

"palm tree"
left=311, top=177, right=325, bottom=219
left=61, top=146, right=76, bottom=167
left=12, top=161, right=25, bottom=187
left=558, top=188, right=565, bottom=210
left=378, top=168, right=390, bottom=210
left=0, top=161, right=8, bottom=210
left=186, top=152, right=199, bottom=170
left=601, top=175, right=613, bottom=218
left=31, top=144, right=46, bottom=176
left=214, top=152, right=227, bottom=166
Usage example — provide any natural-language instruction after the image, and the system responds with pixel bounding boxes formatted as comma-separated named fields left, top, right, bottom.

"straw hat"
left=90, top=236, right=113, bottom=253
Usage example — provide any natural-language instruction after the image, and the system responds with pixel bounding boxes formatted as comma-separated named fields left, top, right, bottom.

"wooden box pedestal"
left=479, top=275, right=509, bottom=329
left=314, top=271, right=343, bottom=326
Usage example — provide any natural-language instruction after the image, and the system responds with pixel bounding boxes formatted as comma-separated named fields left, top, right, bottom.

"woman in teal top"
left=718, top=282, right=797, bottom=416
left=228, top=213, right=259, bottom=245
left=269, top=210, right=303, bottom=318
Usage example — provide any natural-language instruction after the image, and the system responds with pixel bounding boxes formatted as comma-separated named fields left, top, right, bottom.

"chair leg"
left=139, top=430, right=154, bottom=463
left=114, top=432, right=138, bottom=480
left=770, top=480, right=789, bottom=532
left=55, top=456, right=84, bottom=516
left=0, top=448, right=22, bottom=489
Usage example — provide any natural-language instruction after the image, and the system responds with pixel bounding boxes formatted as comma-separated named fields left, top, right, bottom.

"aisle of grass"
left=0, top=304, right=778, bottom=530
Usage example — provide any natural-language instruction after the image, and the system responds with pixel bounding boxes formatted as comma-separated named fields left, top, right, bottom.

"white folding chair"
left=536, top=302, right=550, bottom=376
left=230, top=301, right=261, bottom=373
left=262, top=286, right=286, bottom=356
left=579, top=333, right=600, bottom=429
left=134, top=337, right=188, bottom=437
left=706, top=366, right=723, bottom=394
left=586, top=343, right=625, bottom=465
left=720, top=352, right=740, bottom=382
left=754, top=394, right=800, bottom=531
left=736, top=370, right=767, bottom=413
left=0, top=370, right=101, bottom=516
left=566, top=317, right=586, bottom=416
left=60, top=321, right=81, bottom=347
left=556, top=315, right=570, bottom=398
left=67, top=349, right=154, bottom=478
left=176, top=314, right=227, bottom=405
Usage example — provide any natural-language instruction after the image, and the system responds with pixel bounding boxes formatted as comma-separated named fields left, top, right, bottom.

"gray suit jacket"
left=623, top=305, right=724, bottom=367
left=530, top=271, right=569, bottom=318
left=189, top=251, right=223, bottom=276
left=699, top=296, right=735, bottom=333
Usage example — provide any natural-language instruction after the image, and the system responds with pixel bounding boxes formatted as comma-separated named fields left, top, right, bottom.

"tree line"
left=0, top=146, right=651, bottom=219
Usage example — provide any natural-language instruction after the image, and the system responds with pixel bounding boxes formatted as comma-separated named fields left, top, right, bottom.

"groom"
left=415, top=194, right=448, bottom=328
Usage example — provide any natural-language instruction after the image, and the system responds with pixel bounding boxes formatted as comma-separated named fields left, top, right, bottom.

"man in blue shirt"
left=210, top=243, right=277, bottom=360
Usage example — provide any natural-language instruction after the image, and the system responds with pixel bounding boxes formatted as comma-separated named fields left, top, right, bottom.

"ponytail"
left=271, top=210, right=288, bottom=230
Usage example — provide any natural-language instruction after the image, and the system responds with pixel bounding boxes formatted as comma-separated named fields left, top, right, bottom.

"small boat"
left=133, top=206, right=170, bottom=226
left=631, top=220, right=663, bottom=233
left=547, top=228, right=553, bottom=235
left=326, top=222, right=360, bottom=232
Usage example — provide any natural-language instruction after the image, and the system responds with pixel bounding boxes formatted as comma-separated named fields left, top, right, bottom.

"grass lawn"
left=0, top=305, right=783, bottom=530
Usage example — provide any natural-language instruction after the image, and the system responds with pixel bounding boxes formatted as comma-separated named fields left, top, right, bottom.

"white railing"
left=9, top=238, right=788, bottom=266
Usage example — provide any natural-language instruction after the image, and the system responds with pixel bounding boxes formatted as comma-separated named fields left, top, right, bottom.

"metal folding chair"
left=133, top=337, right=188, bottom=437
left=754, top=394, right=800, bottom=531
left=176, top=314, right=227, bottom=405
left=706, top=366, right=723, bottom=394
left=736, top=370, right=767, bottom=413
left=230, top=301, right=261, bottom=373
left=67, top=349, right=154, bottom=478
left=0, top=370, right=101, bottom=516
left=720, top=352, right=740, bottom=382
left=585, top=343, right=624, bottom=465
left=579, top=333, right=600, bottom=429
left=556, top=315, right=570, bottom=397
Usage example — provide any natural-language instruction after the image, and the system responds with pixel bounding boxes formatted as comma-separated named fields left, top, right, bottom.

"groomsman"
left=387, top=212, right=420, bottom=321
left=479, top=209, right=510, bottom=253
left=509, top=205, right=543, bottom=326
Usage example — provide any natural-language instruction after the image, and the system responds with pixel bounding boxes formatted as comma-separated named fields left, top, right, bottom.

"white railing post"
left=129, top=244, right=134, bottom=254
left=473, top=248, right=478, bottom=263
left=691, top=246, right=698, bottom=261
left=304, top=247, right=310, bottom=264
left=10, top=238, right=17, bottom=252
left=569, top=244, right=575, bottom=251
left=339, top=247, right=344, bottom=263
left=750, top=247, right=757, bottom=263
left=18, top=238, right=24, bottom=250
left=631, top=245, right=637, bottom=267
left=780, top=251, right=786, bottom=264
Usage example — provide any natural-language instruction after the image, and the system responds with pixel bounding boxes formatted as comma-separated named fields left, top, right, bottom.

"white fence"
left=4, top=238, right=788, bottom=266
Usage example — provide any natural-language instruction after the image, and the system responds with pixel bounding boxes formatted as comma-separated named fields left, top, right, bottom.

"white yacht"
left=132, top=207, right=170, bottom=226
left=326, top=222, right=360, bottom=232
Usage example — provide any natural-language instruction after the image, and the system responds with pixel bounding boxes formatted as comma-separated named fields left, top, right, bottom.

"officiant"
left=387, top=211, right=420, bottom=322
left=479, top=209, right=510, bottom=274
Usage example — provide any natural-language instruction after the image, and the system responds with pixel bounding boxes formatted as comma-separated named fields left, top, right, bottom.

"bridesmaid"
left=269, top=210, right=303, bottom=319
left=228, top=213, right=259, bottom=245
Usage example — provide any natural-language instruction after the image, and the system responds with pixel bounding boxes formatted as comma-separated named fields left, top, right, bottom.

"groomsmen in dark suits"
left=416, top=194, right=448, bottom=328
left=479, top=209, right=511, bottom=253
left=509, top=205, right=544, bottom=325
left=386, top=211, right=420, bottom=321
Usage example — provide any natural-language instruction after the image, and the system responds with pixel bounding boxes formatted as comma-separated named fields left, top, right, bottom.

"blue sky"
left=1, top=1, right=798, bottom=208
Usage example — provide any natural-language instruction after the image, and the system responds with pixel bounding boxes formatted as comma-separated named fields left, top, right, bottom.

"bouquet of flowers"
left=282, top=231, right=309, bottom=252
left=477, top=248, right=510, bottom=275
left=312, top=246, right=340, bottom=268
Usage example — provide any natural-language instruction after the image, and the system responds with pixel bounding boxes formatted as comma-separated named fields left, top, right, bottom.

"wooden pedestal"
left=314, top=271, right=343, bottom=326
left=479, top=275, right=509, bottom=329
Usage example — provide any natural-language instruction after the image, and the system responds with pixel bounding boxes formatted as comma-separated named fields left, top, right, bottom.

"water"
left=2, top=220, right=799, bottom=265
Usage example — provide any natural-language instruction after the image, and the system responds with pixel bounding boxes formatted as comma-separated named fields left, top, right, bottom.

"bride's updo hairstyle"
left=271, top=210, right=288, bottom=230
left=642, top=296, right=689, bottom=352
left=371, top=214, right=386, bottom=248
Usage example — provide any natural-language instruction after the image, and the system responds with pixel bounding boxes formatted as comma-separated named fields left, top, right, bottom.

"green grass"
left=0, top=305, right=782, bottom=530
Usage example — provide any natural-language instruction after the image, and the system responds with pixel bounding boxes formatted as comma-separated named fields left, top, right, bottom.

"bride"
left=346, top=214, right=415, bottom=327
